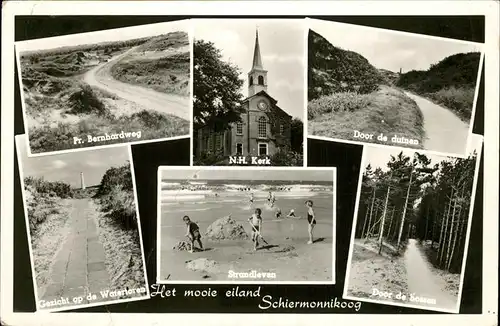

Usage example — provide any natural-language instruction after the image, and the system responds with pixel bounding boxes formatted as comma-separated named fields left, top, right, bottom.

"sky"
left=15, top=20, right=190, bottom=53
left=161, top=168, right=333, bottom=182
left=194, top=19, right=305, bottom=120
left=363, top=134, right=483, bottom=172
left=16, top=135, right=131, bottom=188
left=308, top=19, right=483, bottom=73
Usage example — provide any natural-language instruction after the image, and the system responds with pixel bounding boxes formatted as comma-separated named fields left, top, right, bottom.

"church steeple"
left=248, top=28, right=268, bottom=97
left=252, top=29, right=263, bottom=70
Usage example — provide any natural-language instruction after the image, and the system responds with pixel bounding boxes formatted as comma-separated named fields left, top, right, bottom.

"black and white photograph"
left=192, top=19, right=305, bottom=166
left=15, top=135, right=149, bottom=311
left=307, top=19, right=483, bottom=156
left=16, top=20, right=191, bottom=155
left=157, top=167, right=335, bottom=283
left=343, top=134, right=483, bottom=313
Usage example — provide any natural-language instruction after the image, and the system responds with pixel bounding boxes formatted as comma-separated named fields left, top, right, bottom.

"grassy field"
left=308, top=85, right=424, bottom=148
left=110, top=32, right=190, bottom=96
left=19, top=31, right=190, bottom=153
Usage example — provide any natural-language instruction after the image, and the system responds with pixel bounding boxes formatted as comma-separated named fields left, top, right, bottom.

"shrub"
left=270, top=150, right=303, bottom=166
left=67, top=85, right=108, bottom=116
left=24, top=176, right=73, bottom=198
left=99, top=185, right=137, bottom=230
left=96, top=163, right=133, bottom=197
left=308, top=92, right=370, bottom=119
left=425, top=86, right=475, bottom=121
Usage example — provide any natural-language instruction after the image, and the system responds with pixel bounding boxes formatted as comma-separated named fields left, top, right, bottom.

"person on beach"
left=249, top=192, right=254, bottom=205
left=305, top=200, right=316, bottom=244
left=275, top=207, right=282, bottom=219
left=248, top=208, right=263, bottom=251
left=267, top=192, right=272, bottom=205
left=183, top=215, right=203, bottom=253
left=287, top=209, right=296, bottom=218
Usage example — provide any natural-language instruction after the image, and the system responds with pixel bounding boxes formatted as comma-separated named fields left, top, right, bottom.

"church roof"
left=241, top=90, right=292, bottom=118
left=251, top=29, right=264, bottom=70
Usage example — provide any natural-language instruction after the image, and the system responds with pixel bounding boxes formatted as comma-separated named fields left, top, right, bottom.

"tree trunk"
left=445, top=187, right=459, bottom=269
left=397, top=167, right=414, bottom=250
left=361, top=207, right=369, bottom=239
left=367, top=186, right=376, bottom=238
left=387, top=207, right=395, bottom=240
left=448, top=185, right=466, bottom=271
left=438, top=189, right=453, bottom=263
left=425, top=200, right=430, bottom=240
left=378, top=185, right=391, bottom=255
left=439, top=190, right=454, bottom=267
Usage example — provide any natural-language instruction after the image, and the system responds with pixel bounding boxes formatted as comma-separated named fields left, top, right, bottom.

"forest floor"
left=347, top=238, right=459, bottom=311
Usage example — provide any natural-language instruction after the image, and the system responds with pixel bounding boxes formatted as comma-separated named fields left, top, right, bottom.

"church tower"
left=248, top=29, right=268, bottom=97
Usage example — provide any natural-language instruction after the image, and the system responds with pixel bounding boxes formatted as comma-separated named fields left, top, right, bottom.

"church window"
left=215, top=133, right=222, bottom=149
left=280, top=124, right=284, bottom=135
left=258, top=143, right=268, bottom=156
left=236, top=143, right=243, bottom=155
left=249, top=76, right=254, bottom=86
left=258, top=75, right=264, bottom=85
left=258, top=116, right=267, bottom=138
left=236, top=122, right=243, bottom=135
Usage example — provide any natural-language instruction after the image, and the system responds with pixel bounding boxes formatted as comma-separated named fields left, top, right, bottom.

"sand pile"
left=186, top=258, right=219, bottom=273
left=173, top=241, right=192, bottom=251
left=205, top=216, right=248, bottom=240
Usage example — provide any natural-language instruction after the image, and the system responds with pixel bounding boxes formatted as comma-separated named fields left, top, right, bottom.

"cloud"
left=52, top=160, right=68, bottom=169
left=263, top=53, right=303, bottom=65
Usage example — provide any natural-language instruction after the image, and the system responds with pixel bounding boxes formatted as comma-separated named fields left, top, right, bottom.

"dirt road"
left=83, top=47, right=189, bottom=120
left=404, top=239, right=457, bottom=310
left=405, top=92, right=469, bottom=154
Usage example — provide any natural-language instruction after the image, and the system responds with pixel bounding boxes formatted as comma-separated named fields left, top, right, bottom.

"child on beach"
left=249, top=193, right=254, bottom=205
left=248, top=208, right=263, bottom=251
left=287, top=209, right=295, bottom=218
left=275, top=207, right=282, bottom=219
left=183, top=215, right=203, bottom=253
left=305, top=200, right=316, bottom=244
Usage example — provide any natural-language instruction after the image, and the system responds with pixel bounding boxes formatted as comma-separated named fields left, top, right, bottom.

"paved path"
left=84, top=47, right=189, bottom=120
left=404, top=239, right=457, bottom=310
left=405, top=92, right=469, bottom=154
left=41, top=198, right=110, bottom=305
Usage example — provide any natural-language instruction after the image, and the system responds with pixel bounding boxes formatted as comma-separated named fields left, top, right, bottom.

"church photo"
left=193, top=20, right=305, bottom=166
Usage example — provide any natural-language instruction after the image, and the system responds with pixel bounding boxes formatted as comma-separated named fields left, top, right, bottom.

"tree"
left=193, top=40, right=245, bottom=132
left=290, top=118, right=303, bottom=153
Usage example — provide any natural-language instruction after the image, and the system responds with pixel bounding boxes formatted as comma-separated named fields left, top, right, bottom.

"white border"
left=14, top=135, right=150, bottom=312
left=14, top=20, right=192, bottom=158
left=305, top=18, right=485, bottom=159
left=156, top=165, right=337, bottom=285
left=1, top=2, right=497, bottom=326
left=342, top=135, right=484, bottom=313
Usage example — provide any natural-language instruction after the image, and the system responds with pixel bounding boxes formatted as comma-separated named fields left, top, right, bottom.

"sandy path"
left=41, top=198, right=111, bottom=307
left=405, top=92, right=469, bottom=154
left=404, top=239, right=457, bottom=310
left=83, top=47, right=189, bottom=120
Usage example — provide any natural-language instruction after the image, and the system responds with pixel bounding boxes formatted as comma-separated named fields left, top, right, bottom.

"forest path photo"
left=404, top=239, right=456, bottom=310
left=405, top=92, right=469, bottom=154
left=41, top=198, right=111, bottom=305
left=83, top=45, right=189, bottom=120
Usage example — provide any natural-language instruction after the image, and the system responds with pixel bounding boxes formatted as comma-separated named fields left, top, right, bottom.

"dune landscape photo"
left=157, top=168, right=335, bottom=283
left=16, top=21, right=191, bottom=154
left=307, top=20, right=483, bottom=156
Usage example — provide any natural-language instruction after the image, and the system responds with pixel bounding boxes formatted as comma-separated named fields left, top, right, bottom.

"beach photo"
left=192, top=19, right=305, bottom=166
left=157, top=167, right=335, bottom=283
left=15, top=135, right=149, bottom=311
left=15, top=20, right=191, bottom=155
left=343, top=134, right=483, bottom=313
left=307, top=19, right=483, bottom=156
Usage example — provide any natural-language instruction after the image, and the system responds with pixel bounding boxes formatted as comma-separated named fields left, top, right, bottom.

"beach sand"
left=159, top=193, right=334, bottom=282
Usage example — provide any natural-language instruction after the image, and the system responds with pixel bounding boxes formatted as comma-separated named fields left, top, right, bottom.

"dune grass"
left=24, top=183, right=72, bottom=293
left=424, top=86, right=476, bottom=122
left=93, top=165, right=146, bottom=292
left=308, top=85, right=424, bottom=148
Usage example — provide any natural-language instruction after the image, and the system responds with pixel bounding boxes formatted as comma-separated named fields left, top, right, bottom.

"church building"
left=196, top=30, right=293, bottom=159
